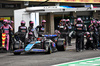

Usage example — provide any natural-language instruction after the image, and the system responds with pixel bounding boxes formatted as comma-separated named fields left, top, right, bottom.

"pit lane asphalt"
left=0, top=39, right=100, bottom=66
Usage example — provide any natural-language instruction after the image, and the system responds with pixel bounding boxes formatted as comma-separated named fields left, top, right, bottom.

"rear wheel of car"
left=57, top=40, right=66, bottom=51
left=57, top=46, right=61, bottom=51
left=61, top=44, right=66, bottom=51
left=57, top=45, right=66, bottom=51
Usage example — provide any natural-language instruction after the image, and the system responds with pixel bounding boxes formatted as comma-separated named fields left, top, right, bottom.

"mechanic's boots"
left=80, top=50, right=83, bottom=52
left=76, top=49, right=79, bottom=52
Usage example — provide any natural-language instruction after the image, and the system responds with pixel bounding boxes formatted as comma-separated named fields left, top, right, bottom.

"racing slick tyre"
left=14, top=52, right=21, bottom=55
left=61, top=44, right=66, bottom=51
left=45, top=46, right=52, bottom=54
left=57, top=39, right=66, bottom=51
left=57, top=45, right=66, bottom=51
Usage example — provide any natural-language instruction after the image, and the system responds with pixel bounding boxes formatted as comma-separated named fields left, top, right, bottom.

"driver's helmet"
left=86, top=32, right=90, bottom=38
left=28, top=32, right=33, bottom=37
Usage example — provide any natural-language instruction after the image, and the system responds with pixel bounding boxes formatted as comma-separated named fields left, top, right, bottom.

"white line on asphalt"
left=52, top=57, right=100, bottom=66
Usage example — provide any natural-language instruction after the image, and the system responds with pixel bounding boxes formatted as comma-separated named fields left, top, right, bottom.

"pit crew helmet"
left=29, top=21, right=34, bottom=26
left=61, top=19, right=66, bottom=22
left=66, top=19, right=70, bottom=24
left=21, top=20, right=25, bottom=26
left=77, top=18, right=82, bottom=23
left=42, top=20, right=46, bottom=23
left=3, top=19, right=8, bottom=24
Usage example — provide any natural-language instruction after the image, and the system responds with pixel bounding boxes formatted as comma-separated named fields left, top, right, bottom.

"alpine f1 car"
left=13, top=34, right=58, bottom=55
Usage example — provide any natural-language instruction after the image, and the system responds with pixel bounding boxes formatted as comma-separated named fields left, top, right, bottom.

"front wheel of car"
left=46, top=46, right=52, bottom=54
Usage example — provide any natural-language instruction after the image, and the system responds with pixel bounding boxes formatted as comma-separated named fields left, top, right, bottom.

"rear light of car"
left=37, top=38, right=40, bottom=41
left=37, top=38, right=42, bottom=41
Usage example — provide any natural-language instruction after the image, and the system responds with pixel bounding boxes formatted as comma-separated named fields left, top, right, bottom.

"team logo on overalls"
left=31, top=29, right=34, bottom=32
left=76, top=24, right=83, bottom=27
left=41, top=28, right=45, bottom=31
left=21, top=30, right=26, bottom=32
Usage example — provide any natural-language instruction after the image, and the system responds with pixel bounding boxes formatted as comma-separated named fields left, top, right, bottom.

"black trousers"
left=9, top=34, right=11, bottom=50
left=93, top=34, right=98, bottom=49
left=99, top=34, right=100, bottom=47
left=68, top=36, right=71, bottom=45
left=76, top=33, right=84, bottom=51
left=82, top=35, right=84, bottom=50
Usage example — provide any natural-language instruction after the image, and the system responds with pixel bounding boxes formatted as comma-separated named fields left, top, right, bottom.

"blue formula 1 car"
left=13, top=35, right=58, bottom=55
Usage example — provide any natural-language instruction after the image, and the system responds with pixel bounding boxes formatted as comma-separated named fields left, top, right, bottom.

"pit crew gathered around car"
left=66, top=19, right=72, bottom=46
left=18, top=20, right=27, bottom=47
left=36, top=20, right=46, bottom=37
left=89, top=20, right=98, bottom=50
left=1, top=19, right=13, bottom=51
left=58, top=19, right=69, bottom=46
left=75, top=18, right=86, bottom=52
